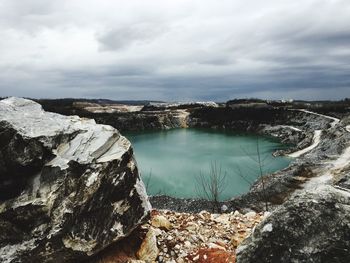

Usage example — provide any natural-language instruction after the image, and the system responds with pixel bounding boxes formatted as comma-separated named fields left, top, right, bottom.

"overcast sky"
left=0, top=0, right=349, bottom=101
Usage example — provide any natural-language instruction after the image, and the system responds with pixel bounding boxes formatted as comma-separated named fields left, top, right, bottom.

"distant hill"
left=35, top=98, right=164, bottom=106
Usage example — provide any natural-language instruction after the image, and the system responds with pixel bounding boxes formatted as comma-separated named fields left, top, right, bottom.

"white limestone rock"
left=0, top=97, right=151, bottom=263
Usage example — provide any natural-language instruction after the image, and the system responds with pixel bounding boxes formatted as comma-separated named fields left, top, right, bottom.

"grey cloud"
left=98, top=23, right=166, bottom=51
left=0, top=0, right=59, bottom=33
left=0, top=0, right=349, bottom=101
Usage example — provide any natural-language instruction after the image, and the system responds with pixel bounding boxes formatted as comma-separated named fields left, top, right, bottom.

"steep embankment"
left=235, top=110, right=350, bottom=263
left=288, top=130, right=322, bottom=157
left=286, top=109, right=350, bottom=191
left=245, top=108, right=349, bottom=207
left=288, top=109, right=340, bottom=157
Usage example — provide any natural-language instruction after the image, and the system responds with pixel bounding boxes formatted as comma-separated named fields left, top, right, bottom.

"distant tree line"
left=190, top=106, right=288, bottom=126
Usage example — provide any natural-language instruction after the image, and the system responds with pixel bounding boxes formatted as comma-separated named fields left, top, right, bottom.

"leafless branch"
left=195, top=161, right=227, bottom=212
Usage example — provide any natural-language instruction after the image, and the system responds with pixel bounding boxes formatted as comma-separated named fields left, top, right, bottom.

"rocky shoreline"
left=121, top=105, right=349, bottom=214
left=36, top=98, right=350, bottom=213
left=2, top=97, right=350, bottom=262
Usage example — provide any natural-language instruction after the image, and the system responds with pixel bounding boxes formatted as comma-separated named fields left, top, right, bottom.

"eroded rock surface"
left=236, top=185, right=350, bottom=263
left=0, top=97, right=151, bottom=263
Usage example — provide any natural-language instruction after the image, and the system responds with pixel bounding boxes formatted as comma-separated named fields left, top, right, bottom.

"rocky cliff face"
left=92, top=110, right=190, bottom=132
left=0, top=98, right=151, bottom=263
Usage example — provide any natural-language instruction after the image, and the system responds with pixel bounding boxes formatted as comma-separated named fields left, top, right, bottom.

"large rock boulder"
left=0, top=97, right=151, bottom=263
left=236, top=185, right=350, bottom=263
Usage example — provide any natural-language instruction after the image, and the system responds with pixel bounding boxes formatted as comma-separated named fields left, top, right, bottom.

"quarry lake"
left=126, top=128, right=291, bottom=201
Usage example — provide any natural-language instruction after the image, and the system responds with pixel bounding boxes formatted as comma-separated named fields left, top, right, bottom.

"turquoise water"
left=125, top=128, right=291, bottom=201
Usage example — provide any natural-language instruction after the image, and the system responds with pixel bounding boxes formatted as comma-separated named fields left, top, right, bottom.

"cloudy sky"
left=0, top=0, right=349, bottom=101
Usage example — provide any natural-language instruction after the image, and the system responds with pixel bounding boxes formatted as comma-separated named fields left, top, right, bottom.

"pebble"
left=221, top=204, right=228, bottom=212
left=208, top=242, right=226, bottom=250
left=184, top=241, right=191, bottom=248
left=151, top=215, right=172, bottom=230
left=233, top=210, right=241, bottom=216
left=245, top=211, right=257, bottom=219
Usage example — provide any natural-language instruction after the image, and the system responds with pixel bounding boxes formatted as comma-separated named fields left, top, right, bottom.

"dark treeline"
left=190, top=107, right=289, bottom=126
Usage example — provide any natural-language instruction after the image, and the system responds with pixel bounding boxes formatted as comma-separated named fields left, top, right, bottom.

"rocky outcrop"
left=88, top=110, right=189, bottom=132
left=236, top=185, right=350, bottom=263
left=259, top=124, right=309, bottom=148
left=0, top=98, right=151, bottom=263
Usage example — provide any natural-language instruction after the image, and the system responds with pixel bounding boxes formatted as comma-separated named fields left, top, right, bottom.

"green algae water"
left=125, top=128, right=291, bottom=201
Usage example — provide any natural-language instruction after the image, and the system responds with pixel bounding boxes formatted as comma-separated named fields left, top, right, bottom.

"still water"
left=126, top=128, right=291, bottom=201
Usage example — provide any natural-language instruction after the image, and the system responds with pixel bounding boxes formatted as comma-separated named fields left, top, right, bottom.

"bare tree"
left=195, top=161, right=227, bottom=212
left=239, top=136, right=270, bottom=211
